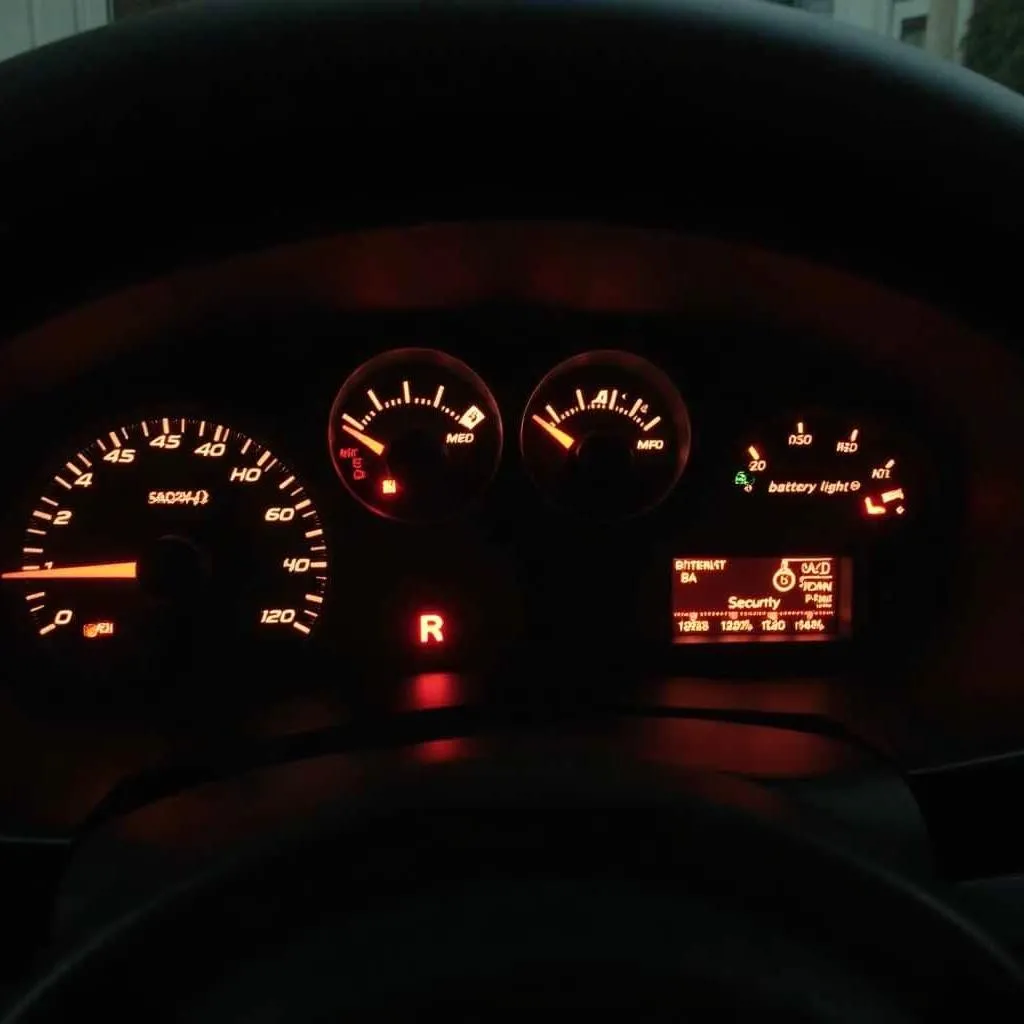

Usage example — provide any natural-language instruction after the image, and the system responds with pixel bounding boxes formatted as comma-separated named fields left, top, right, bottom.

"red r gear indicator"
left=417, top=611, right=446, bottom=645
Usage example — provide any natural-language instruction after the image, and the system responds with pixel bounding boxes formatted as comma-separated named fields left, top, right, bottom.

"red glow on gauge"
left=381, top=478, right=399, bottom=496
left=641, top=718, right=851, bottom=778
left=408, top=672, right=463, bottom=710
left=413, top=738, right=470, bottom=763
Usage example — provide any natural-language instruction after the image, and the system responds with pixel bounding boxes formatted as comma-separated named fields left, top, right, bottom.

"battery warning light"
left=82, top=621, right=115, bottom=639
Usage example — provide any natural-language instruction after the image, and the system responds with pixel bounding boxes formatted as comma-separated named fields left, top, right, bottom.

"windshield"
left=0, top=0, right=1021, bottom=92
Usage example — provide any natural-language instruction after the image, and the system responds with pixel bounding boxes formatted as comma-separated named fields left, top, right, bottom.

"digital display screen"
left=672, top=556, right=852, bottom=643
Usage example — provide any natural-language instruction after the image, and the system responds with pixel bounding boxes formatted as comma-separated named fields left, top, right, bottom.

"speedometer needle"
left=341, top=425, right=386, bottom=456
left=1, top=561, right=137, bottom=580
left=531, top=414, right=576, bottom=451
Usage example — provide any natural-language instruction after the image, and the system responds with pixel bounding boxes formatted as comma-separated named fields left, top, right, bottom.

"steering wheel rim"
left=4, top=749, right=1024, bottom=1020
left=0, top=0, right=1022, bottom=340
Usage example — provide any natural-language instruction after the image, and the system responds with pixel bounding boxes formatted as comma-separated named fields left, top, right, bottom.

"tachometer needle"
left=531, top=414, right=575, bottom=451
left=1, top=561, right=137, bottom=580
left=341, top=424, right=386, bottom=456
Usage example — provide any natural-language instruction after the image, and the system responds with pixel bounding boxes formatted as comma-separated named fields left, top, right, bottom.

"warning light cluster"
left=736, top=419, right=909, bottom=521
left=671, top=556, right=852, bottom=644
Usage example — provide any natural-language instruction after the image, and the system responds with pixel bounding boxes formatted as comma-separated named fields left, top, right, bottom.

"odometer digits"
left=1, top=418, right=327, bottom=678
left=671, top=556, right=852, bottom=644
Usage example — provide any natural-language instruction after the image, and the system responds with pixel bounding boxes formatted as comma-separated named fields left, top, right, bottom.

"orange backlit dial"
left=520, top=350, right=691, bottom=518
left=1, top=418, right=328, bottom=678
left=735, top=414, right=910, bottom=525
left=328, top=349, right=503, bottom=522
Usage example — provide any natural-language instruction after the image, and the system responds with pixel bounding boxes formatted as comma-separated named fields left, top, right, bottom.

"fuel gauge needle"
left=531, top=414, right=576, bottom=451
left=341, top=425, right=386, bottom=456
left=1, top=561, right=137, bottom=580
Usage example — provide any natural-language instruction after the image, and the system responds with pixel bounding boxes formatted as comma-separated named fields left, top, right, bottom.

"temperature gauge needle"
left=341, top=424, right=386, bottom=456
left=1, top=561, right=137, bottom=580
left=531, top=414, right=576, bottom=451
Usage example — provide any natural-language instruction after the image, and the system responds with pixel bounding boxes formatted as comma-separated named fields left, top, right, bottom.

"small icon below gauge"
left=328, top=349, right=503, bottom=522
left=520, top=350, right=691, bottom=518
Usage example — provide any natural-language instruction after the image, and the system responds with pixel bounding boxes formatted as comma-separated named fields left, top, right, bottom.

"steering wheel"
left=1, top=0, right=1024, bottom=1018
left=5, top=747, right=1024, bottom=1020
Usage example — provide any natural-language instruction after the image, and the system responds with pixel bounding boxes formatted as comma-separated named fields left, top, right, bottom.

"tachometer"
left=520, top=350, right=691, bottom=517
left=1, top=418, right=327, bottom=678
left=328, top=348, right=502, bottom=522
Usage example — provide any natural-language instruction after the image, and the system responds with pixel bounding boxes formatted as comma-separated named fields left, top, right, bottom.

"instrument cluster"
left=0, top=312, right=957, bottom=697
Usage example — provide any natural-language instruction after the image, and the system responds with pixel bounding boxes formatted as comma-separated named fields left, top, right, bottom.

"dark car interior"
left=1, top=0, right=1024, bottom=1018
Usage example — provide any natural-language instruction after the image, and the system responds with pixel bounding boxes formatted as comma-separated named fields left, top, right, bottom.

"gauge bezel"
left=1, top=415, right=329, bottom=681
left=730, top=406, right=917, bottom=531
left=518, top=349, right=692, bottom=519
left=327, top=347, right=504, bottom=524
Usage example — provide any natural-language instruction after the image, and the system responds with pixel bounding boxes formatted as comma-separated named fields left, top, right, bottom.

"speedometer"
left=1, top=418, right=327, bottom=679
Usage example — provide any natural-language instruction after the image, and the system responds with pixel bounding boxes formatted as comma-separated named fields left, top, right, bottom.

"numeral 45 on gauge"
left=103, top=449, right=136, bottom=464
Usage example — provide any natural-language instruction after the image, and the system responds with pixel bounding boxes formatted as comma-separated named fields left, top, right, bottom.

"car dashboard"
left=0, top=221, right=1022, bottom=858
left=4, top=0, right=1024, bottom=1010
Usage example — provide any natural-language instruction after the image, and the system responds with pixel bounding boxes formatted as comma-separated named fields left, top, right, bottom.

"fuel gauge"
left=735, top=414, right=911, bottom=525
left=520, top=350, right=691, bottom=518
left=328, top=349, right=502, bottom=522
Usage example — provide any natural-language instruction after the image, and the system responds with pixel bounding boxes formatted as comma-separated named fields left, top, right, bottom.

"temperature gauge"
left=520, top=350, right=691, bottom=518
left=328, top=349, right=503, bottom=522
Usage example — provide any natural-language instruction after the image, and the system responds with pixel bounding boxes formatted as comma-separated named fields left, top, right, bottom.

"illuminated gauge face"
left=520, top=350, right=691, bottom=518
left=328, top=348, right=503, bottom=522
left=735, top=415, right=909, bottom=524
left=1, top=419, right=327, bottom=677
